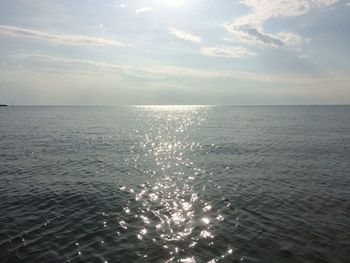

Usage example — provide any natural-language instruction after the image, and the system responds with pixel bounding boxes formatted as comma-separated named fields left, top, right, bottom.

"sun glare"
left=156, top=0, right=188, bottom=8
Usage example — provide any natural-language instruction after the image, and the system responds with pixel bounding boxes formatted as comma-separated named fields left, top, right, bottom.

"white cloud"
left=277, top=32, right=303, bottom=46
left=201, top=46, right=256, bottom=58
left=226, top=0, right=338, bottom=47
left=137, top=66, right=272, bottom=81
left=298, top=53, right=310, bottom=59
left=11, top=52, right=271, bottom=81
left=115, top=3, right=126, bottom=8
left=0, top=25, right=126, bottom=47
left=312, top=0, right=338, bottom=6
left=11, top=52, right=350, bottom=85
left=135, top=7, right=153, bottom=13
left=169, top=27, right=201, bottom=43
left=12, top=53, right=123, bottom=70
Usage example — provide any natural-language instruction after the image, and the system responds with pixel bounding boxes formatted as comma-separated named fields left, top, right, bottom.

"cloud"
left=277, top=32, right=303, bottom=46
left=201, top=46, right=257, bottom=58
left=312, top=0, right=338, bottom=6
left=115, top=3, right=126, bottom=8
left=143, top=66, right=272, bottom=81
left=12, top=53, right=124, bottom=71
left=226, top=0, right=338, bottom=47
left=169, top=27, right=201, bottom=43
left=0, top=25, right=126, bottom=47
left=10, top=52, right=350, bottom=87
left=135, top=7, right=153, bottom=13
left=11, top=52, right=272, bottom=81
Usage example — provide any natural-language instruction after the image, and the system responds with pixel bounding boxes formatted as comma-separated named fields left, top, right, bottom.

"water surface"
left=0, top=106, right=349, bottom=262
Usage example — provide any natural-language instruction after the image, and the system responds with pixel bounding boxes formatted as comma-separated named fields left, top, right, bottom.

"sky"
left=0, top=0, right=350, bottom=105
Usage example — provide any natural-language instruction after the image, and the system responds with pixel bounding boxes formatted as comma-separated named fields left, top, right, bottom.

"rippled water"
left=1, top=106, right=350, bottom=263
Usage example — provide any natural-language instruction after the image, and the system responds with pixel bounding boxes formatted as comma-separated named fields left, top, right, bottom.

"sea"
left=0, top=106, right=349, bottom=263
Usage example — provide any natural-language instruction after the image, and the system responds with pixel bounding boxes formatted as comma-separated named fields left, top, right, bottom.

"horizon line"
left=2, top=104, right=350, bottom=107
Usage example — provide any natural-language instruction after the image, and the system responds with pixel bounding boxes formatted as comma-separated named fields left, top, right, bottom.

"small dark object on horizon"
left=0, top=104, right=8, bottom=106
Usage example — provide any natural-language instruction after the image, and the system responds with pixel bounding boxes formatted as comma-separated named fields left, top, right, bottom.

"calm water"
left=0, top=106, right=349, bottom=263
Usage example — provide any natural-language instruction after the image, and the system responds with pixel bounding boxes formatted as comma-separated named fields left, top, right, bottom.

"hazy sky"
left=0, top=0, right=350, bottom=105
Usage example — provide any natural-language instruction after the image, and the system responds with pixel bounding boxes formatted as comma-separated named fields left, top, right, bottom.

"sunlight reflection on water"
left=115, top=105, right=229, bottom=262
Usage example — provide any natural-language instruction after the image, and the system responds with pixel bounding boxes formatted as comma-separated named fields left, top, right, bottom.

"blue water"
left=0, top=106, right=349, bottom=263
